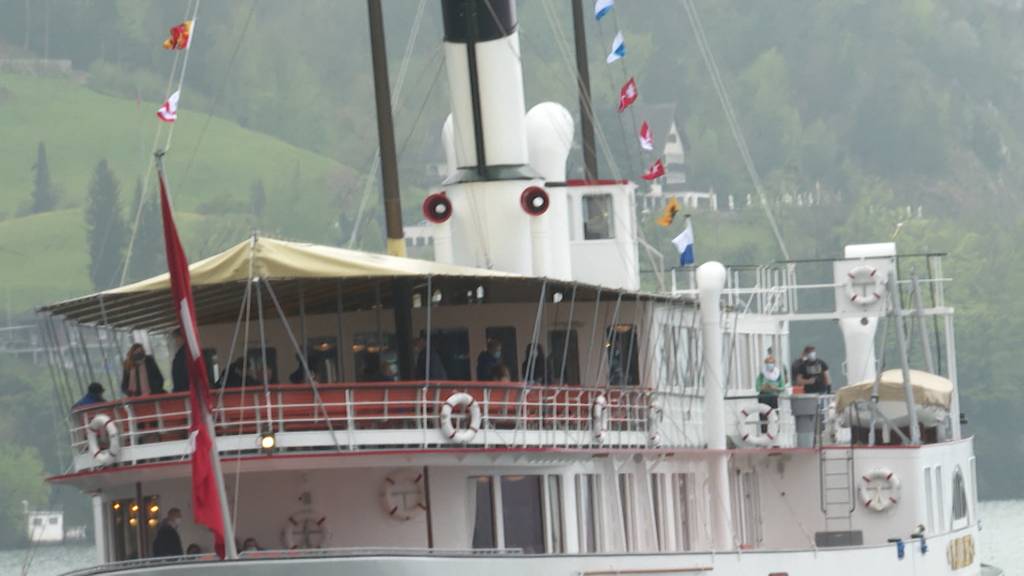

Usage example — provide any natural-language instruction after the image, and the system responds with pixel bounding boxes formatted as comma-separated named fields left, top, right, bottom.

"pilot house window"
left=952, top=467, right=968, bottom=523
left=583, top=195, right=614, bottom=240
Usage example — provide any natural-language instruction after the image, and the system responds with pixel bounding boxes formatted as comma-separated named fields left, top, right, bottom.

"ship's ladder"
left=819, top=446, right=855, bottom=532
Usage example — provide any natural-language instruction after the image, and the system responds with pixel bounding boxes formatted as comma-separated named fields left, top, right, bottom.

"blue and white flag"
left=606, top=31, right=625, bottom=63
left=671, top=218, right=695, bottom=266
left=595, top=0, right=614, bottom=20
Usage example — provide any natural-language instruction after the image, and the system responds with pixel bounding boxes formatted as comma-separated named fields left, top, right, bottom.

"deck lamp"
left=259, top=430, right=276, bottom=452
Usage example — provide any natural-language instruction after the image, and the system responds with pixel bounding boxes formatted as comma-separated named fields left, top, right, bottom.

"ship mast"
left=571, top=0, right=598, bottom=180
left=367, top=0, right=414, bottom=378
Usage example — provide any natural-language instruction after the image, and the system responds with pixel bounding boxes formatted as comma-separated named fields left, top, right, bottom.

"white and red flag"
left=642, top=158, right=666, bottom=181
left=156, top=91, right=180, bottom=123
left=639, top=121, right=654, bottom=151
left=618, top=77, right=638, bottom=112
left=157, top=160, right=227, bottom=559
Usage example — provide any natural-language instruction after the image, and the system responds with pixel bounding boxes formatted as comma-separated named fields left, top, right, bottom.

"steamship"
left=42, top=1, right=995, bottom=574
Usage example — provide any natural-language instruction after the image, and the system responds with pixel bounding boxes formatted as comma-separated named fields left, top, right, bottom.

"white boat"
left=40, top=1, right=998, bottom=574
left=23, top=502, right=64, bottom=545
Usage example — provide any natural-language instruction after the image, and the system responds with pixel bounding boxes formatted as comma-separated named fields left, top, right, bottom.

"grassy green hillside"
left=0, top=73, right=363, bottom=311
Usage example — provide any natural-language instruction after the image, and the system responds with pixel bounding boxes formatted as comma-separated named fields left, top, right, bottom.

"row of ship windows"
left=469, top=472, right=698, bottom=554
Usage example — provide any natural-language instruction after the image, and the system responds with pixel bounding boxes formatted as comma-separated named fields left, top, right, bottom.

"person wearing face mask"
left=756, top=355, right=788, bottom=410
left=476, top=339, right=503, bottom=381
left=795, top=345, right=831, bottom=394
left=152, top=508, right=184, bottom=557
left=120, top=343, right=166, bottom=397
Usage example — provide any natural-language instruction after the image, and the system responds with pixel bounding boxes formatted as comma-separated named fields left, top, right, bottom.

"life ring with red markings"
left=439, top=392, right=481, bottom=443
left=859, top=468, right=901, bottom=512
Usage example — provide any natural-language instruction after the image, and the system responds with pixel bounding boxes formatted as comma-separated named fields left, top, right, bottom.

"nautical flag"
left=657, top=196, right=681, bottom=227
left=606, top=31, right=625, bottom=63
left=156, top=91, right=180, bottom=123
left=618, top=77, right=638, bottom=112
left=672, top=218, right=695, bottom=266
left=157, top=160, right=227, bottom=559
left=163, top=20, right=194, bottom=50
left=639, top=121, right=654, bottom=151
left=595, top=0, right=614, bottom=20
left=642, top=158, right=666, bottom=181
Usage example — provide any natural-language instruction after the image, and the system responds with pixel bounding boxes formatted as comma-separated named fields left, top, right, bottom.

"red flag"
left=642, top=158, right=666, bottom=181
left=618, top=77, right=638, bottom=112
left=156, top=91, right=180, bottom=123
left=639, top=121, right=654, bottom=151
left=163, top=20, right=194, bottom=50
left=157, top=163, right=226, bottom=559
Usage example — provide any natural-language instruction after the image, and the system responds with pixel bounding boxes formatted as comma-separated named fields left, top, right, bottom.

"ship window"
left=484, top=327, right=519, bottom=381
left=618, top=473, right=636, bottom=551
left=606, top=325, right=640, bottom=386
left=353, top=332, right=395, bottom=382
left=501, top=475, right=545, bottom=554
left=547, top=476, right=564, bottom=553
left=428, top=328, right=471, bottom=380
left=246, top=347, right=278, bottom=384
left=651, top=474, right=665, bottom=551
left=548, top=329, right=580, bottom=385
left=32, top=518, right=43, bottom=526
left=576, top=474, right=600, bottom=552
left=952, top=467, right=968, bottom=523
left=109, top=496, right=160, bottom=561
left=48, top=517, right=58, bottom=525
left=674, top=473, right=693, bottom=550
left=306, top=337, right=339, bottom=382
left=923, top=466, right=935, bottom=532
left=470, top=476, right=496, bottom=549
left=935, top=466, right=945, bottom=530
left=582, top=194, right=615, bottom=240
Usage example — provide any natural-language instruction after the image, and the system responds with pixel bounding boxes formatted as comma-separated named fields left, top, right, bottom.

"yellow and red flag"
left=657, top=196, right=681, bottom=227
left=163, top=20, right=194, bottom=50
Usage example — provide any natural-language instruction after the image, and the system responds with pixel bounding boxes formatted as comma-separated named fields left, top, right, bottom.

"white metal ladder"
left=819, top=447, right=855, bottom=532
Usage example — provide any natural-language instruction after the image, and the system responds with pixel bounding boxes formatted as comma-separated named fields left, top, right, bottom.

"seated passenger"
left=185, top=543, right=202, bottom=555
left=491, top=363, right=512, bottom=382
left=521, top=343, right=549, bottom=385
left=476, top=339, right=502, bottom=381
left=121, top=343, right=165, bottom=397
left=242, top=537, right=262, bottom=552
left=73, top=382, right=106, bottom=408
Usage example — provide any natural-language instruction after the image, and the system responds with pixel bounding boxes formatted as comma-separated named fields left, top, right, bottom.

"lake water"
left=2, top=500, right=1022, bottom=575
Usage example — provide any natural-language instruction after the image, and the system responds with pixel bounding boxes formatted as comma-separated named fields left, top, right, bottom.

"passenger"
left=475, top=339, right=502, bottom=381
left=289, top=354, right=319, bottom=384
left=414, top=333, right=448, bottom=380
left=795, top=345, right=831, bottom=394
left=242, top=537, right=261, bottom=552
left=522, top=343, right=549, bottom=385
left=360, top=352, right=386, bottom=382
left=151, top=508, right=183, bottom=557
left=73, top=382, right=106, bottom=408
left=170, top=329, right=190, bottom=393
left=223, top=358, right=246, bottom=388
left=185, top=543, right=202, bottom=555
left=491, top=363, right=512, bottom=382
left=756, top=355, right=787, bottom=410
left=120, top=343, right=165, bottom=397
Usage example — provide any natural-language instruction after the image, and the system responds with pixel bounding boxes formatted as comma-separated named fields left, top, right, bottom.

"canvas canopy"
left=835, top=369, right=954, bottom=413
left=40, top=235, right=673, bottom=331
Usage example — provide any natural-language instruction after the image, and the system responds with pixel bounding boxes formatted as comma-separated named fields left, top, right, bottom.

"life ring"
left=86, top=414, right=121, bottom=467
left=736, top=403, right=779, bottom=447
left=859, top=468, right=901, bottom=512
left=282, top=511, right=330, bottom=549
left=439, top=392, right=481, bottom=443
left=592, top=394, right=609, bottom=443
left=381, top=470, right=427, bottom=521
left=845, top=265, right=886, bottom=306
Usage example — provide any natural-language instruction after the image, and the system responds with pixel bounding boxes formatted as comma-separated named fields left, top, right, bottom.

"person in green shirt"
left=756, top=354, right=787, bottom=410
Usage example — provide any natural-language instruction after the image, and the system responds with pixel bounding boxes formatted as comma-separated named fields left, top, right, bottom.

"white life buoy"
left=859, top=468, right=901, bottom=512
left=381, top=470, right=427, bottom=521
left=736, top=403, right=780, bottom=447
left=86, top=414, right=121, bottom=467
left=845, top=265, right=886, bottom=306
left=592, top=394, right=609, bottom=443
left=282, top=511, right=330, bottom=549
left=439, top=392, right=481, bottom=443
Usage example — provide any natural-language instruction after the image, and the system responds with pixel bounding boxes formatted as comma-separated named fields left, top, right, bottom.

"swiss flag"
left=618, top=77, right=638, bottom=112
left=157, top=159, right=227, bottom=559
left=639, top=121, right=654, bottom=151
left=642, top=159, right=666, bottom=181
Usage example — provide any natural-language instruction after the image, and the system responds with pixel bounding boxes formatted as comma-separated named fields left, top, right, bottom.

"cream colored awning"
left=40, top=236, right=672, bottom=330
left=835, top=369, right=954, bottom=413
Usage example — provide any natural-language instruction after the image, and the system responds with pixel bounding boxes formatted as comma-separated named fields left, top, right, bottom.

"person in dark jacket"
left=414, top=334, right=447, bottom=380
left=73, top=382, right=106, bottom=409
left=170, top=329, right=190, bottom=393
left=152, top=508, right=183, bottom=557
left=121, top=344, right=165, bottom=397
left=475, top=339, right=502, bottom=381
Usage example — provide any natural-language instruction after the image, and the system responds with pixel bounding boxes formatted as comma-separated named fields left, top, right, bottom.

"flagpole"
left=154, top=152, right=238, bottom=560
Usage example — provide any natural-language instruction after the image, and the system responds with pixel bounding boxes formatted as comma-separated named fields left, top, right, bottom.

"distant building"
left=635, top=103, right=718, bottom=213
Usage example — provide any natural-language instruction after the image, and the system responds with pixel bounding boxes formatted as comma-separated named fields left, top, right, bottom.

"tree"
left=0, top=446, right=47, bottom=547
left=125, top=178, right=164, bottom=282
left=30, top=142, right=57, bottom=213
left=85, top=159, right=126, bottom=290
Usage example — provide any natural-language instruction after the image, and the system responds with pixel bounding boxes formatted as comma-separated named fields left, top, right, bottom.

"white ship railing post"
left=696, top=261, right=734, bottom=550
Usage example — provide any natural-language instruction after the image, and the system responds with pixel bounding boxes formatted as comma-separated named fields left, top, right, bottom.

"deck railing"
left=68, top=381, right=661, bottom=470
